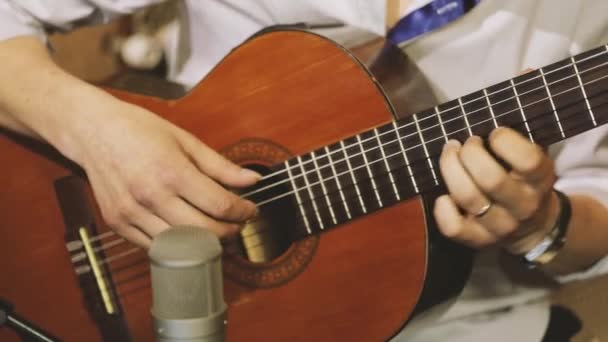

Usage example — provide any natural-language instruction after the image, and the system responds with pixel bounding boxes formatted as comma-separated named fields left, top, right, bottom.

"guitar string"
left=241, top=57, right=608, bottom=199
left=69, top=66, right=608, bottom=248
left=244, top=97, right=608, bottom=242
left=253, top=71, right=608, bottom=207
left=244, top=47, right=608, bottom=195
left=71, top=80, right=608, bottom=270
left=73, top=102, right=607, bottom=277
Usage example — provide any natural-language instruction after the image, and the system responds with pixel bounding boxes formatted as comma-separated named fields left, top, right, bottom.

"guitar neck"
left=246, top=44, right=608, bottom=238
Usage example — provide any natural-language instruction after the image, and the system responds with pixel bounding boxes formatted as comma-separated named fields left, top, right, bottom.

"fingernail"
left=443, top=139, right=461, bottom=150
left=241, top=168, right=262, bottom=180
left=490, top=127, right=506, bottom=139
left=467, top=135, right=482, bottom=144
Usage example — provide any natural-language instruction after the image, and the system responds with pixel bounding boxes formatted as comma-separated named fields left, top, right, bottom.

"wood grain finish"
left=0, top=30, right=430, bottom=341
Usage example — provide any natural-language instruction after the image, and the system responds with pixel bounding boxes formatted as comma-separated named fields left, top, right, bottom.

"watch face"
left=524, top=190, right=571, bottom=267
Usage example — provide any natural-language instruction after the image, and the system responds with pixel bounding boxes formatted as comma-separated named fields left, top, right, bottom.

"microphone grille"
left=149, top=226, right=225, bottom=320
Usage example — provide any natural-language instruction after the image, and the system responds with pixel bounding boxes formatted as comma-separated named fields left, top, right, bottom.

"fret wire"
left=341, top=140, right=367, bottom=213
left=289, top=171, right=441, bottom=235
left=255, top=72, right=608, bottom=209
left=244, top=59, right=608, bottom=202
left=458, top=97, right=474, bottom=136
left=246, top=50, right=608, bottom=196
left=297, top=156, right=325, bottom=230
left=310, top=152, right=337, bottom=225
left=285, top=101, right=606, bottom=224
left=245, top=60, right=608, bottom=208
left=356, top=134, right=383, bottom=207
left=510, top=78, right=535, bottom=142
left=571, top=56, right=598, bottom=126
left=374, top=128, right=400, bottom=200
left=325, top=146, right=352, bottom=219
left=483, top=89, right=499, bottom=128
left=435, top=106, right=449, bottom=142
left=393, top=121, right=419, bottom=193
left=539, top=67, right=566, bottom=138
left=285, top=160, right=312, bottom=234
left=413, top=113, right=439, bottom=186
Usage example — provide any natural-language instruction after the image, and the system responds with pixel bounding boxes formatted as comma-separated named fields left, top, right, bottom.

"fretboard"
left=246, top=44, right=608, bottom=239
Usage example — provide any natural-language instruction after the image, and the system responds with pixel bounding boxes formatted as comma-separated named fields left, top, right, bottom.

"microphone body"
left=149, top=226, right=226, bottom=342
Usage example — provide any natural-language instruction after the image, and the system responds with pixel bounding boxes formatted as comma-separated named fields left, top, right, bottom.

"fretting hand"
left=434, top=127, right=560, bottom=254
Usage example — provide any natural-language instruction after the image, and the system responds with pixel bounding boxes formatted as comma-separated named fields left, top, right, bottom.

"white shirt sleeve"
left=551, top=125, right=608, bottom=282
left=0, top=0, right=166, bottom=41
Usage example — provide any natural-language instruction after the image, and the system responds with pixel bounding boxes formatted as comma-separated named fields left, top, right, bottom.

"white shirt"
left=2, top=1, right=608, bottom=341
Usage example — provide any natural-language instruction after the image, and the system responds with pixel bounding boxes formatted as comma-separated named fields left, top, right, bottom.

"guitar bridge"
left=54, top=175, right=132, bottom=341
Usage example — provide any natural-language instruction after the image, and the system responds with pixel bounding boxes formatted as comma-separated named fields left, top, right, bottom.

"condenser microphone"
left=148, top=226, right=226, bottom=342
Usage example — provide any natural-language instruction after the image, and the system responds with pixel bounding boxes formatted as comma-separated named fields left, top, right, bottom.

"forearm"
left=0, top=34, right=259, bottom=248
left=543, top=194, right=608, bottom=275
left=0, top=35, right=119, bottom=161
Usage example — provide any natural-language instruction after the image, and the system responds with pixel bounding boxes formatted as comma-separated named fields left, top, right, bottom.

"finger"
left=86, top=174, right=154, bottom=247
left=180, top=131, right=260, bottom=187
left=458, top=134, right=540, bottom=219
left=488, top=127, right=554, bottom=184
left=518, top=68, right=534, bottom=75
left=129, top=206, right=171, bottom=238
left=157, top=197, right=242, bottom=238
left=112, top=224, right=152, bottom=249
left=434, top=195, right=496, bottom=248
left=440, top=139, right=492, bottom=215
left=473, top=203, right=520, bottom=238
left=177, top=164, right=258, bottom=222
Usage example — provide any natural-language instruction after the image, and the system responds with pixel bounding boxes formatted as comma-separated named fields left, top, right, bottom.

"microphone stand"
left=0, top=298, right=61, bottom=342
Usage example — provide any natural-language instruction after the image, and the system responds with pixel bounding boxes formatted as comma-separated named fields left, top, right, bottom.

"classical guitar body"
left=0, top=30, right=472, bottom=341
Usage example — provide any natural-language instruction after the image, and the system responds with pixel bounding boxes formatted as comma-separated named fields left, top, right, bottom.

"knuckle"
left=442, top=220, right=465, bottom=239
left=157, top=167, right=182, bottom=190
left=111, top=224, right=130, bottom=237
left=458, top=192, right=479, bottom=211
left=518, top=196, right=541, bottom=220
left=484, top=175, right=508, bottom=193
left=114, top=199, right=137, bottom=222
left=211, top=197, right=236, bottom=218
left=131, top=183, right=164, bottom=208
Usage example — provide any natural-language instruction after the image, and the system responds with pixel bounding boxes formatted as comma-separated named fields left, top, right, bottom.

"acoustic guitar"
left=1, top=29, right=607, bottom=341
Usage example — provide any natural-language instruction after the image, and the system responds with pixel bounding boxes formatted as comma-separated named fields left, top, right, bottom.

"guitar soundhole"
left=233, top=163, right=294, bottom=263
left=220, top=138, right=319, bottom=288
